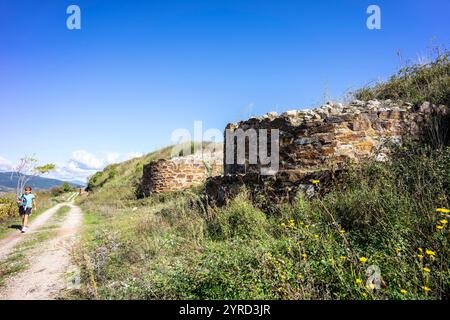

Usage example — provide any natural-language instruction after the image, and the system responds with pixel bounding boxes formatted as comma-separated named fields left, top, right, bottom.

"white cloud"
left=47, top=162, right=96, bottom=184
left=0, top=156, right=13, bottom=171
left=71, top=150, right=104, bottom=170
left=1, top=151, right=142, bottom=184
left=45, top=150, right=143, bottom=184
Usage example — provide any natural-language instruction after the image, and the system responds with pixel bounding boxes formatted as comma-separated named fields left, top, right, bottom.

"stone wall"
left=141, top=155, right=222, bottom=195
left=206, top=100, right=448, bottom=205
left=224, top=100, right=447, bottom=175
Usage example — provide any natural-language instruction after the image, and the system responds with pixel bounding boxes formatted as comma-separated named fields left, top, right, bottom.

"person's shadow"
left=9, top=225, right=22, bottom=231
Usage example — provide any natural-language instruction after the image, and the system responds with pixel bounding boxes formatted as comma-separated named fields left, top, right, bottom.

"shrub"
left=209, top=192, right=270, bottom=241
left=0, top=194, right=16, bottom=222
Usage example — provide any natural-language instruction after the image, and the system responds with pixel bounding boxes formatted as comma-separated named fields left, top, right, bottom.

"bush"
left=0, top=194, right=17, bottom=222
left=209, top=192, right=270, bottom=241
left=51, top=182, right=77, bottom=196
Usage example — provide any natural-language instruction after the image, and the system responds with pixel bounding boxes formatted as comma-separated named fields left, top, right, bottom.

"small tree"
left=12, top=156, right=56, bottom=197
left=61, top=182, right=74, bottom=193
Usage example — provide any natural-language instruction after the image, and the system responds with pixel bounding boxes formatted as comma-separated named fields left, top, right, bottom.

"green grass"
left=74, top=143, right=450, bottom=300
left=354, top=48, right=450, bottom=106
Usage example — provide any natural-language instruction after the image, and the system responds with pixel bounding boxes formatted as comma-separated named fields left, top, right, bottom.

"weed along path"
left=0, top=194, right=83, bottom=300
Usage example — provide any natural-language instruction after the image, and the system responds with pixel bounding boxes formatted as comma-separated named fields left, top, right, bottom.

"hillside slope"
left=86, top=145, right=174, bottom=192
left=74, top=50, right=450, bottom=300
left=86, top=142, right=221, bottom=200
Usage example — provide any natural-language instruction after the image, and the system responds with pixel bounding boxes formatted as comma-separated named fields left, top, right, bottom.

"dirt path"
left=0, top=204, right=65, bottom=261
left=0, top=198, right=83, bottom=300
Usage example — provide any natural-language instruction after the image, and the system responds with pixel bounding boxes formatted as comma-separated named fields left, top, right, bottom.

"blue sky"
left=0, top=0, right=449, bottom=182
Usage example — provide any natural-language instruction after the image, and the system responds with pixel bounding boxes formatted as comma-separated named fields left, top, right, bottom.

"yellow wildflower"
left=311, top=180, right=320, bottom=185
left=439, top=219, right=448, bottom=225
left=422, top=286, right=431, bottom=293
left=367, top=282, right=377, bottom=290
left=425, top=250, right=436, bottom=257
left=339, top=229, right=346, bottom=235
left=436, top=208, right=450, bottom=214
left=400, top=289, right=408, bottom=294
left=418, top=247, right=423, bottom=253
left=423, top=267, right=431, bottom=273
left=359, top=257, right=368, bottom=263
left=395, top=248, right=401, bottom=253
left=417, top=254, right=424, bottom=259
left=301, top=253, right=307, bottom=259
left=355, top=278, right=362, bottom=285
left=340, top=256, right=347, bottom=260
left=436, top=226, right=444, bottom=230
left=314, top=234, right=319, bottom=239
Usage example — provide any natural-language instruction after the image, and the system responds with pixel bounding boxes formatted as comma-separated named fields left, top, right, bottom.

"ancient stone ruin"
left=206, top=100, right=449, bottom=205
left=140, top=99, right=447, bottom=200
left=141, top=154, right=222, bottom=195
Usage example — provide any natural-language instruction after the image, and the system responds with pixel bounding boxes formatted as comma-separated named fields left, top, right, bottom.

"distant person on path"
left=17, top=186, right=37, bottom=233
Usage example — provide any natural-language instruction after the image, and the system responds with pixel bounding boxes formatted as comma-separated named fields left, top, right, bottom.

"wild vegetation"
left=355, top=48, right=449, bottom=106
left=50, top=182, right=79, bottom=197
left=73, top=50, right=450, bottom=300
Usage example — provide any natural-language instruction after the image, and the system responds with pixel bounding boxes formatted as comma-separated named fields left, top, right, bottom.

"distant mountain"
left=0, top=172, right=85, bottom=193
left=0, top=185, right=13, bottom=193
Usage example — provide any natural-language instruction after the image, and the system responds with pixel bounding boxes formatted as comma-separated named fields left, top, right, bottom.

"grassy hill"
left=85, top=142, right=221, bottom=201
left=74, top=50, right=450, bottom=300
left=86, top=145, right=174, bottom=193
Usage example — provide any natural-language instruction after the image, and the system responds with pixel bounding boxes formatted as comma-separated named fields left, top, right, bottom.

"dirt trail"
left=0, top=203, right=66, bottom=261
left=0, top=197, right=83, bottom=300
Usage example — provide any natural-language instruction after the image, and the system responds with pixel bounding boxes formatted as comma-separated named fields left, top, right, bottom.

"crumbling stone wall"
left=224, top=100, right=447, bottom=174
left=141, top=156, right=222, bottom=195
left=207, top=100, right=448, bottom=205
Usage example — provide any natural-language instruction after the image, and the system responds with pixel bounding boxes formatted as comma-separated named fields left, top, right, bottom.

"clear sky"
left=0, top=0, right=449, bottom=182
